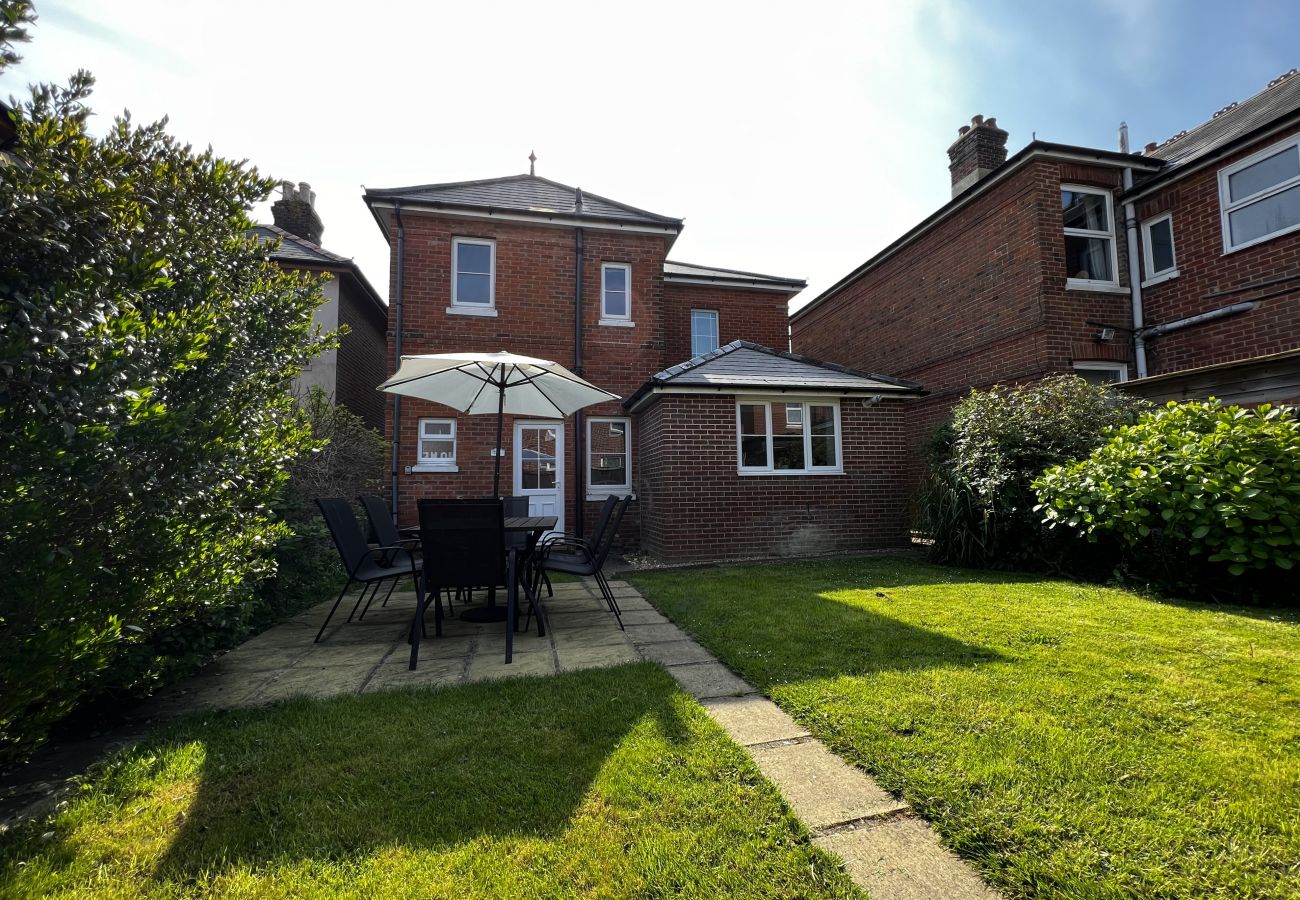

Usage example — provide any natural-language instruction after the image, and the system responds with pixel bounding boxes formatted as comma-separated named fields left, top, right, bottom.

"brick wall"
left=662, top=283, right=792, bottom=361
left=1134, top=133, right=1300, bottom=375
left=335, top=275, right=388, bottom=431
left=635, top=393, right=913, bottom=563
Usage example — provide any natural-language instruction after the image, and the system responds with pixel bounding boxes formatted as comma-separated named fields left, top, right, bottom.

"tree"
left=0, top=1, right=332, bottom=762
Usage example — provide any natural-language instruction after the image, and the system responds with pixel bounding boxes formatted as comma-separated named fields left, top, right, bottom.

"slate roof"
left=364, top=174, right=683, bottom=228
left=1145, top=69, right=1300, bottom=171
left=663, top=260, right=806, bottom=291
left=250, top=224, right=386, bottom=312
left=624, top=341, right=924, bottom=409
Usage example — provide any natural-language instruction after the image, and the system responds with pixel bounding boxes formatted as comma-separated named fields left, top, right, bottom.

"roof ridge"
left=254, top=223, right=352, bottom=264
left=1146, top=68, right=1300, bottom=155
left=650, top=339, right=921, bottom=389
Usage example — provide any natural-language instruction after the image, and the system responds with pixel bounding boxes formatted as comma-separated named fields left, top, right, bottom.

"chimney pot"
left=1144, top=141, right=1158, bottom=154
left=948, top=114, right=1009, bottom=198
left=958, top=125, right=971, bottom=138
left=985, top=117, right=997, bottom=129
left=271, top=178, right=324, bottom=244
left=971, top=114, right=984, bottom=127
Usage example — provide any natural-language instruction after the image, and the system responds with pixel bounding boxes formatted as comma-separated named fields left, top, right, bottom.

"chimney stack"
left=947, top=115, right=1009, bottom=197
left=271, top=180, right=324, bottom=244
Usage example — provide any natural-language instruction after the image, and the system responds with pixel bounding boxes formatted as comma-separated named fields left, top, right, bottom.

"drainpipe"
left=573, top=225, right=586, bottom=536
left=390, top=200, right=406, bottom=524
left=1122, top=165, right=1148, bottom=378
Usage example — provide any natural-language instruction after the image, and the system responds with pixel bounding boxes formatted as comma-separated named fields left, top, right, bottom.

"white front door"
left=514, top=421, right=564, bottom=535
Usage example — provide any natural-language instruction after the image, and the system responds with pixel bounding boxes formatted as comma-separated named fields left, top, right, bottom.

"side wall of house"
left=293, top=277, right=340, bottom=400
left=335, top=278, right=388, bottom=431
left=1135, top=131, right=1300, bottom=376
left=635, top=394, right=913, bottom=563
left=662, top=283, right=793, bottom=359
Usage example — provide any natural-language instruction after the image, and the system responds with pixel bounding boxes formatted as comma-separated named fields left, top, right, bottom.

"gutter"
left=574, top=224, right=586, bottom=536
left=1122, top=166, right=1149, bottom=377
left=390, top=200, right=406, bottom=525
left=1141, top=301, right=1258, bottom=338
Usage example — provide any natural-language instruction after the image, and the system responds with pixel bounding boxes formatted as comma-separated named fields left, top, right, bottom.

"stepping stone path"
left=610, top=577, right=1001, bottom=900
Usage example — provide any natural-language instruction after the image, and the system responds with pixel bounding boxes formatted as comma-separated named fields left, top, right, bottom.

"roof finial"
left=528, top=149, right=537, bottom=176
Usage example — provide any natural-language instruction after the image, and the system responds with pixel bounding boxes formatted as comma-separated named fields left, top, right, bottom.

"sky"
left=2, top=0, right=1297, bottom=312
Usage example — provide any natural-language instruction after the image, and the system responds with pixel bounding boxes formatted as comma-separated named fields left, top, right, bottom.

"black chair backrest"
left=418, top=499, right=505, bottom=592
left=589, top=495, right=631, bottom=567
left=501, top=495, right=530, bottom=517
left=316, top=497, right=369, bottom=576
left=359, top=494, right=401, bottom=547
left=587, top=494, right=618, bottom=545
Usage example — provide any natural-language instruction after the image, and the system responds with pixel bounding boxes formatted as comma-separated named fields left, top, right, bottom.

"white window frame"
left=449, top=237, right=497, bottom=316
left=1062, top=184, right=1121, bottom=291
left=1218, top=131, right=1300, bottom=253
left=735, top=399, right=843, bottom=476
left=691, top=309, right=720, bottom=356
left=586, top=416, right=632, bottom=496
left=1140, top=213, right=1179, bottom=286
left=414, top=418, right=458, bottom=472
left=599, top=262, right=634, bottom=326
left=1072, top=362, right=1129, bottom=384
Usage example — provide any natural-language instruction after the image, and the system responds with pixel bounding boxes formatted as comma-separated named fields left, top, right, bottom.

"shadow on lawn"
left=148, top=663, right=683, bottom=881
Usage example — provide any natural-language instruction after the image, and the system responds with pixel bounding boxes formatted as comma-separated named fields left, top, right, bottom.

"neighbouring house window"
left=416, top=418, right=457, bottom=469
left=1219, top=132, right=1300, bottom=251
left=451, top=238, right=495, bottom=310
left=1062, top=185, right=1118, bottom=287
left=736, top=400, right=841, bottom=474
left=691, top=310, right=719, bottom=356
left=587, top=417, right=631, bottom=494
left=600, top=263, right=632, bottom=324
left=1141, top=213, right=1178, bottom=283
left=1073, top=362, right=1128, bottom=385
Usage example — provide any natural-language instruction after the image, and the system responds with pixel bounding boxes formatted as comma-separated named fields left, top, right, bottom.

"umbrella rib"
left=528, top=377, right=570, bottom=418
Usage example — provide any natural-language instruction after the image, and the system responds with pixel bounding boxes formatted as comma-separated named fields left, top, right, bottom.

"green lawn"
left=628, top=558, right=1300, bottom=900
left=0, top=664, right=861, bottom=899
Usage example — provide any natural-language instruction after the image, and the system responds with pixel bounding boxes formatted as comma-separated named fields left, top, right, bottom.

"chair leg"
left=316, top=579, right=354, bottom=643
left=380, top=577, right=400, bottom=608
left=359, top=579, right=387, bottom=620
left=543, top=571, right=553, bottom=597
left=409, top=575, right=429, bottom=670
left=347, top=581, right=376, bottom=623
left=594, top=569, right=623, bottom=629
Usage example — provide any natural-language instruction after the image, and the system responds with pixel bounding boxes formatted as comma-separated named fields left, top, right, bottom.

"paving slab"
left=253, top=664, right=373, bottom=702
left=295, top=641, right=396, bottom=668
left=206, top=646, right=312, bottom=675
left=749, top=740, right=907, bottom=830
left=665, top=661, right=755, bottom=700
left=615, top=608, right=672, bottom=627
left=556, top=641, right=640, bottom=672
left=623, top=622, right=691, bottom=645
left=815, top=816, right=1000, bottom=900
left=465, top=647, right=557, bottom=683
left=364, top=655, right=464, bottom=692
left=701, top=695, right=812, bottom=746
left=636, top=639, right=717, bottom=667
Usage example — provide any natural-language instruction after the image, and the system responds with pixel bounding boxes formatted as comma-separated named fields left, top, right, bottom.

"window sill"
left=587, top=491, right=635, bottom=501
left=597, top=318, right=635, bottom=328
left=410, top=464, right=460, bottom=474
left=737, top=469, right=844, bottom=477
left=446, top=305, right=498, bottom=317
left=1065, top=280, right=1128, bottom=294
left=1141, top=270, right=1179, bottom=289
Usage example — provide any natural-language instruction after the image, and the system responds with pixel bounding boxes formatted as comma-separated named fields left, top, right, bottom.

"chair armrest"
left=358, top=544, right=417, bottom=573
left=539, top=536, right=597, bottom=567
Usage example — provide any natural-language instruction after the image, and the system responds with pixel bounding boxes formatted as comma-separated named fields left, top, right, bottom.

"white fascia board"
left=624, top=383, right=919, bottom=413
left=664, top=276, right=803, bottom=293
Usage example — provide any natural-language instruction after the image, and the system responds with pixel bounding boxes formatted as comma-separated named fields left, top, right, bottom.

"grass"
left=627, top=557, right=1300, bottom=900
left=0, top=664, right=861, bottom=899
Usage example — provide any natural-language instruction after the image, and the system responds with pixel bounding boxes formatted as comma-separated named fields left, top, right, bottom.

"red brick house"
left=792, top=70, right=1300, bottom=484
left=363, top=173, right=924, bottom=561
left=254, top=182, right=388, bottom=430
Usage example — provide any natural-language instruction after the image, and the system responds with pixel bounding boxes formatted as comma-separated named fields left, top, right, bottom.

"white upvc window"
left=600, top=263, right=633, bottom=326
left=736, top=400, right=842, bottom=475
left=1218, top=132, right=1300, bottom=252
left=1072, top=362, right=1128, bottom=385
left=691, top=309, right=719, bottom=356
left=587, top=417, right=631, bottom=494
left=415, top=418, right=457, bottom=471
left=1141, top=213, right=1178, bottom=285
left=1062, top=185, right=1120, bottom=289
left=450, top=237, right=496, bottom=315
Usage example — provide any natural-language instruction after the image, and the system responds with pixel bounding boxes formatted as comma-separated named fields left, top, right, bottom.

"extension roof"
left=251, top=224, right=386, bottom=314
left=364, top=174, right=683, bottom=230
left=663, top=260, right=807, bottom=293
left=624, top=340, right=924, bottom=411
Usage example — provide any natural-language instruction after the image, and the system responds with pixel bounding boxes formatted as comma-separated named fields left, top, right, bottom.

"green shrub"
left=0, top=9, right=330, bottom=763
left=918, top=375, right=1147, bottom=568
left=1035, top=401, right=1300, bottom=600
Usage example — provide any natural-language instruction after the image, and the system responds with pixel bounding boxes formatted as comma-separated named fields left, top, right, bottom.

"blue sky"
left=2, top=0, right=1296, bottom=310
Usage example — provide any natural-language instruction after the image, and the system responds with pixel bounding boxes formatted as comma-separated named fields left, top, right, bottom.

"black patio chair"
left=358, top=493, right=460, bottom=617
left=315, top=497, right=424, bottom=643
left=534, top=495, right=631, bottom=629
left=503, top=495, right=554, bottom=600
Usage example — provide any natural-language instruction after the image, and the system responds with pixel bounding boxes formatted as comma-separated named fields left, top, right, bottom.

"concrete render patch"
left=665, top=661, right=755, bottom=699
left=815, top=816, right=1001, bottom=900
left=636, top=639, right=718, bottom=667
left=700, top=695, right=812, bottom=746
left=748, top=740, right=907, bottom=830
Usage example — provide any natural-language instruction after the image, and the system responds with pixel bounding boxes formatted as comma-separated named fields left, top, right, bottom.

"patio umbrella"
left=378, top=351, right=620, bottom=497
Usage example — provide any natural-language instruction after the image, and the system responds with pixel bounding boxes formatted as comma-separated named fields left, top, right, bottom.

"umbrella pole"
left=493, top=378, right=505, bottom=498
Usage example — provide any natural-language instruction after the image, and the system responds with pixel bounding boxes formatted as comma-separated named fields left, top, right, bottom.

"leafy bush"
left=1035, top=401, right=1300, bottom=600
left=0, top=9, right=330, bottom=763
left=918, top=375, right=1147, bottom=568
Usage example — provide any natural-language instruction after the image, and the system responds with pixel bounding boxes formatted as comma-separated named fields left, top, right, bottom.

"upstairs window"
left=451, top=238, right=495, bottom=312
left=416, top=418, right=457, bottom=470
left=691, top=309, right=719, bottom=356
left=737, top=400, right=841, bottom=475
left=1141, top=214, right=1177, bottom=284
left=1219, top=133, right=1300, bottom=251
left=1073, top=362, right=1128, bottom=385
left=600, top=263, right=633, bottom=325
left=587, top=417, right=631, bottom=494
left=1062, top=185, right=1118, bottom=288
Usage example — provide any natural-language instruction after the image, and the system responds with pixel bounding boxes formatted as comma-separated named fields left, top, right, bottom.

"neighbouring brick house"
left=254, top=182, right=388, bottom=430
left=363, top=172, right=924, bottom=561
left=792, top=70, right=1300, bottom=487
